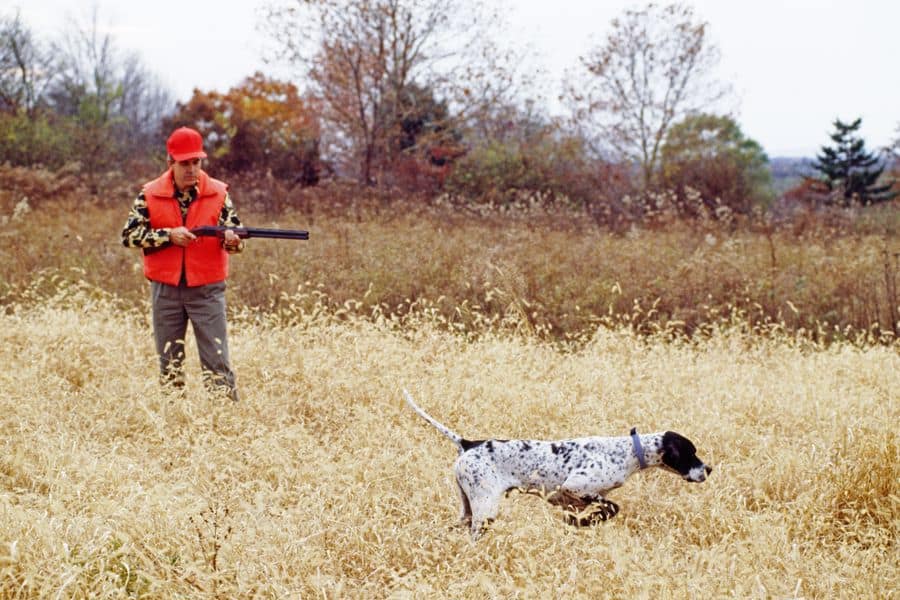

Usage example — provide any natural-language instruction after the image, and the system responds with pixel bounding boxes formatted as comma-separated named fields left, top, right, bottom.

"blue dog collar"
left=630, top=427, right=647, bottom=469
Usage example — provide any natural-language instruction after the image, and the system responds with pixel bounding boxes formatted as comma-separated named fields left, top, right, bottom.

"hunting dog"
left=403, top=390, right=712, bottom=539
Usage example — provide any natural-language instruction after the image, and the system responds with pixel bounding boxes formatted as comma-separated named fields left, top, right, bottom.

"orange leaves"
left=165, top=73, right=321, bottom=182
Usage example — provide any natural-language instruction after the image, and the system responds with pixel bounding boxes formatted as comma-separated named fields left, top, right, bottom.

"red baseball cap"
left=166, top=127, right=207, bottom=161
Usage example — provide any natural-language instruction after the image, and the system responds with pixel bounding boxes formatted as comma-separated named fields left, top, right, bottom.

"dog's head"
left=660, top=431, right=712, bottom=482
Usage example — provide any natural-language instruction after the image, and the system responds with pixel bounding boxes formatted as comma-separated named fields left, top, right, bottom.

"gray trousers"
left=150, top=280, right=238, bottom=400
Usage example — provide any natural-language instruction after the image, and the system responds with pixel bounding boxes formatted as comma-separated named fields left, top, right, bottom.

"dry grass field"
left=0, top=283, right=897, bottom=598
left=1, top=167, right=898, bottom=343
left=0, top=168, right=897, bottom=597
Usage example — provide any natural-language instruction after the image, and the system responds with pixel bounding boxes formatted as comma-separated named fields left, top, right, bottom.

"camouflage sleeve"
left=121, top=192, right=172, bottom=248
left=219, top=192, right=242, bottom=227
left=219, top=192, right=245, bottom=254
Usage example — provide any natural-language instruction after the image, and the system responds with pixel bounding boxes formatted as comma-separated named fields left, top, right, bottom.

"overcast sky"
left=12, top=0, right=900, bottom=158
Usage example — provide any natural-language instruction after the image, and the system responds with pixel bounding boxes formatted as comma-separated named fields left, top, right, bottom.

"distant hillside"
left=769, top=156, right=814, bottom=194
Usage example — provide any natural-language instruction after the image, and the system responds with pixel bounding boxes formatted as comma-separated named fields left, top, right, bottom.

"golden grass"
left=0, top=286, right=896, bottom=598
left=1, top=181, right=898, bottom=343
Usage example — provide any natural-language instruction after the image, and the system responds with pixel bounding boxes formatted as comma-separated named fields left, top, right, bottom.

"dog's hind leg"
left=455, top=478, right=472, bottom=527
left=468, top=490, right=503, bottom=540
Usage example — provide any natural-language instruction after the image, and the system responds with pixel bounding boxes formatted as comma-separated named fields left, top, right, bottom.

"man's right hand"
left=168, top=226, right=197, bottom=247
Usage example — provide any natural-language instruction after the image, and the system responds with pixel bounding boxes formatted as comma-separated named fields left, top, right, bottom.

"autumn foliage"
left=164, top=73, right=321, bottom=184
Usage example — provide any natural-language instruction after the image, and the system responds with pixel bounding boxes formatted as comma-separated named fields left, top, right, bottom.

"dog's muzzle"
left=685, top=465, right=713, bottom=482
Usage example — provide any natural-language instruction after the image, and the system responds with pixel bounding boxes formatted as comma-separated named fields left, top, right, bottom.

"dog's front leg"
left=551, top=494, right=619, bottom=526
left=545, top=488, right=595, bottom=509
left=545, top=488, right=598, bottom=526
left=554, top=472, right=619, bottom=526
left=582, top=498, right=620, bottom=524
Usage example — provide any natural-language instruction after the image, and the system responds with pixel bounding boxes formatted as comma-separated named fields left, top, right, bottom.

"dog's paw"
left=564, top=509, right=600, bottom=527
left=597, top=498, right=620, bottom=520
left=564, top=499, right=620, bottom=526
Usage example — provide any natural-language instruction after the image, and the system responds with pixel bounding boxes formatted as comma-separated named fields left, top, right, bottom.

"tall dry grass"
left=0, top=284, right=896, bottom=598
left=1, top=187, right=898, bottom=344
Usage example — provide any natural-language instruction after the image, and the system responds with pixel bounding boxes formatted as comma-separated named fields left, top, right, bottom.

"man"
left=122, top=126, right=244, bottom=401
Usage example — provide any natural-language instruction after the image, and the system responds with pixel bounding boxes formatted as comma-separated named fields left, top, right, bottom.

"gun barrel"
left=192, top=226, right=309, bottom=240
left=239, top=227, right=310, bottom=240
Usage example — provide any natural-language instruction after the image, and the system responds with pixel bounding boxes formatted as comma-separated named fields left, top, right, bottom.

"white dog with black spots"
left=403, top=390, right=712, bottom=539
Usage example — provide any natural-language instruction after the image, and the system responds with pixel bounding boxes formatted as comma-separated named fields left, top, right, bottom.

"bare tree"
left=0, top=10, right=55, bottom=115
left=117, top=53, right=173, bottom=156
left=262, top=0, right=526, bottom=185
left=48, top=6, right=172, bottom=183
left=567, top=3, right=729, bottom=188
left=50, top=8, right=123, bottom=116
left=47, top=8, right=125, bottom=188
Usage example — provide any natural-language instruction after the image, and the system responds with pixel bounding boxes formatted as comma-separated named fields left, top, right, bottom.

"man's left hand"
left=222, top=230, right=241, bottom=250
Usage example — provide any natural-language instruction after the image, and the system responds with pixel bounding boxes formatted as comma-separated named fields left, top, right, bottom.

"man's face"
left=170, top=158, right=201, bottom=190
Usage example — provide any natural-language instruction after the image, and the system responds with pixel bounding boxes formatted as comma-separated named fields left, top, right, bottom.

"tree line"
left=1, top=1, right=895, bottom=217
left=0, top=7, right=171, bottom=191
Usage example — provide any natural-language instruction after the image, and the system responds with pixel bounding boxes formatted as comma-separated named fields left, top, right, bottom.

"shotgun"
left=192, top=225, right=309, bottom=241
left=143, top=225, right=309, bottom=255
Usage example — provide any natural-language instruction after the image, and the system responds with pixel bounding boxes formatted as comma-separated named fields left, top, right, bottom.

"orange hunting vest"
left=142, top=169, right=229, bottom=286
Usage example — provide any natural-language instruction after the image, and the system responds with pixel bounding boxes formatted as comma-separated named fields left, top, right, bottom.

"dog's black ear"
left=662, top=431, right=681, bottom=460
left=661, top=431, right=706, bottom=476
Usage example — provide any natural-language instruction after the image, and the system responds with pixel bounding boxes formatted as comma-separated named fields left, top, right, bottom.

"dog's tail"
left=403, top=389, right=465, bottom=453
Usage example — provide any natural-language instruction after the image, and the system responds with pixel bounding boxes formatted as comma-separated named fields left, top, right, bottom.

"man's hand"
left=222, top=229, right=241, bottom=250
left=169, top=226, right=196, bottom=247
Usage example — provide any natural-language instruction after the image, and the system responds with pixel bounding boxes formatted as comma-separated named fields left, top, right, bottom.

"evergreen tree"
left=812, top=117, right=896, bottom=205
